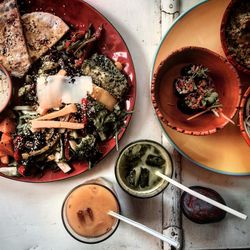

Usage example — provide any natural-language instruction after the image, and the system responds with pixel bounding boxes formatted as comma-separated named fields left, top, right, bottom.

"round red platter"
left=0, top=0, right=136, bottom=182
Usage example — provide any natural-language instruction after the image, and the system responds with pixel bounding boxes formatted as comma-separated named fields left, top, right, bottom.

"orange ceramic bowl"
left=239, top=87, right=250, bottom=146
left=0, top=64, right=12, bottom=113
left=220, top=0, right=250, bottom=75
left=151, top=46, right=241, bottom=136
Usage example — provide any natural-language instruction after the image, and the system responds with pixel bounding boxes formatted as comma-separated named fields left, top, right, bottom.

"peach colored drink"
left=65, top=184, right=119, bottom=238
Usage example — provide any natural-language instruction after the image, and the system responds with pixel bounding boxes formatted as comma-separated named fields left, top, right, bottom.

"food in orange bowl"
left=151, top=46, right=241, bottom=136
left=239, top=87, right=250, bottom=146
left=220, top=0, right=250, bottom=75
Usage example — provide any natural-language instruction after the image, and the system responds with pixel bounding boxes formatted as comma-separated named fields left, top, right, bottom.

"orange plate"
left=152, top=0, right=250, bottom=175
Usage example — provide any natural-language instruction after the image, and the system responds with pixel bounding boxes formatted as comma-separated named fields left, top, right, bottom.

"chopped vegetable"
left=91, top=84, right=117, bottom=111
left=21, top=134, right=60, bottom=160
left=31, top=120, right=85, bottom=130
left=71, top=134, right=102, bottom=167
left=1, top=155, right=9, bottom=164
left=35, top=104, right=77, bottom=120
left=0, top=117, right=16, bottom=133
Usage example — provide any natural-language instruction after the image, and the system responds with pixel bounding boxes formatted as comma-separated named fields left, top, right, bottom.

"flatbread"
left=0, top=0, right=31, bottom=78
left=22, top=12, right=69, bottom=62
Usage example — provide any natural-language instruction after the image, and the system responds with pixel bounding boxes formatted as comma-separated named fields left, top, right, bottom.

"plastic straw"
left=108, top=210, right=180, bottom=248
left=156, top=171, right=247, bottom=220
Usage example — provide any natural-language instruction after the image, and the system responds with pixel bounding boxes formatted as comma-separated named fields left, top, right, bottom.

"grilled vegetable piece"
left=82, top=54, right=128, bottom=99
left=86, top=97, right=128, bottom=141
left=21, top=134, right=60, bottom=160
left=0, top=117, right=16, bottom=133
left=71, top=135, right=102, bottom=167
left=91, top=84, right=117, bottom=111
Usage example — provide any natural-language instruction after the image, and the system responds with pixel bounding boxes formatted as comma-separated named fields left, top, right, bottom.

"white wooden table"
left=0, top=1, right=249, bottom=250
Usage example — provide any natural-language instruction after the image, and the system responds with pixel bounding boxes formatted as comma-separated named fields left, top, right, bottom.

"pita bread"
left=0, top=0, right=31, bottom=78
left=22, top=12, right=69, bottom=62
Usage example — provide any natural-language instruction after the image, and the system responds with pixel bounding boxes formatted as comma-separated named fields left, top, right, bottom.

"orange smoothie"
left=65, top=184, right=119, bottom=238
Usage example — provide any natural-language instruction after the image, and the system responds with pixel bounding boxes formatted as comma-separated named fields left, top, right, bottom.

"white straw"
left=108, top=210, right=180, bottom=248
left=155, top=171, right=247, bottom=220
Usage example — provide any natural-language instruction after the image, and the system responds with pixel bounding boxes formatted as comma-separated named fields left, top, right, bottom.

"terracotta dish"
left=220, top=0, right=250, bottom=75
left=239, top=87, right=250, bottom=146
left=151, top=46, right=241, bottom=136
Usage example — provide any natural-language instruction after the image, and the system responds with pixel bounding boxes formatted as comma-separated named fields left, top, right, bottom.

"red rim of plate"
left=0, top=0, right=136, bottom=183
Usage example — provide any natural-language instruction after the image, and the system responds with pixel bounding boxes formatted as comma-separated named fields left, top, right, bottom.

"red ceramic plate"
left=0, top=0, right=136, bottom=182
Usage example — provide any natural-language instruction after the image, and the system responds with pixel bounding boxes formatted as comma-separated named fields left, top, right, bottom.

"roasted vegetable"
left=18, top=83, right=37, bottom=104
left=82, top=54, right=128, bottom=99
left=21, top=134, right=60, bottom=160
left=71, top=135, right=102, bottom=167
left=86, top=97, right=128, bottom=141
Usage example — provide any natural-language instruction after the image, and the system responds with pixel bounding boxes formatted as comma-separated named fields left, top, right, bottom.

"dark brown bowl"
left=0, top=64, right=12, bottom=113
left=220, top=0, right=250, bottom=75
left=239, top=87, right=250, bottom=146
left=151, top=46, right=241, bottom=136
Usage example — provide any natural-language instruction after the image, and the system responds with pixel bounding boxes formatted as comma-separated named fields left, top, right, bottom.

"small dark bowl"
left=0, top=64, right=12, bottom=113
left=151, top=46, right=241, bottom=136
left=220, top=0, right=250, bottom=75
left=239, top=87, right=250, bottom=146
